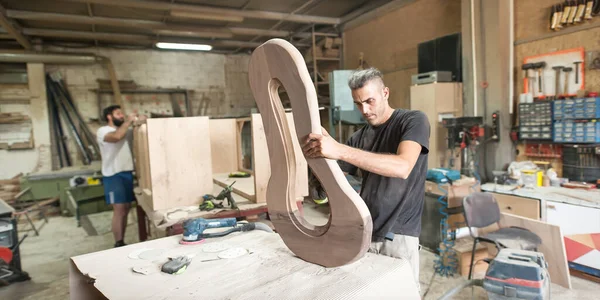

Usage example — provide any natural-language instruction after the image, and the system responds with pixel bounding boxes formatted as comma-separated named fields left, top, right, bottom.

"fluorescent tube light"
left=171, top=10, right=244, bottom=23
left=155, top=42, right=212, bottom=51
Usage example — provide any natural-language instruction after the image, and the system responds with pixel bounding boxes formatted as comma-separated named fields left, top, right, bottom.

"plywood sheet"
left=146, top=117, right=213, bottom=210
left=499, top=212, right=572, bottom=289
left=252, top=113, right=308, bottom=204
left=69, top=232, right=420, bottom=299
left=286, top=113, right=309, bottom=200
left=133, top=124, right=152, bottom=191
left=209, top=119, right=238, bottom=174
left=410, top=83, right=463, bottom=169
left=251, top=114, right=269, bottom=204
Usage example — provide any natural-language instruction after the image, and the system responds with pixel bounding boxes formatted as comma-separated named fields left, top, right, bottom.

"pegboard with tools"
left=522, top=48, right=585, bottom=100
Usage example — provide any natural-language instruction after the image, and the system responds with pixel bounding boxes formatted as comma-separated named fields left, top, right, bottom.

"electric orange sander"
left=180, top=217, right=273, bottom=245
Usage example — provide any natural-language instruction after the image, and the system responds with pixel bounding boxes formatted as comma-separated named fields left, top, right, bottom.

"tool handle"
left=226, top=193, right=238, bottom=209
left=205, top=217, right=237, bottom=229
left=202, top=227, right=240, bottom=238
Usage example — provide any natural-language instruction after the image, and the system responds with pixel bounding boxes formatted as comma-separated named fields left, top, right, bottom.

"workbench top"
left=70, top=231, right=420, bottom=300
left=481, top=183, right=600, bottom=209
left=136, top=184, right=267, bottom=230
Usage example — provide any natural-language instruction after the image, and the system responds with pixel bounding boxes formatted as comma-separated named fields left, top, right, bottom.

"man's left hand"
left=301, top=128, right=343, bottom=160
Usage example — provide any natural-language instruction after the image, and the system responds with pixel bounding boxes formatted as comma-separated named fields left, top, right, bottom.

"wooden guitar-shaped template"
left=248, top=39, right=372, bottom=267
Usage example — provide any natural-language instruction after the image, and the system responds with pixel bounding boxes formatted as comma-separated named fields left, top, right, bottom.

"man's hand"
left=301, top=128, right=344, bottom=160
left=138, top=115, right=148, bottom=122
left=127, top=113, right=137, bottom=123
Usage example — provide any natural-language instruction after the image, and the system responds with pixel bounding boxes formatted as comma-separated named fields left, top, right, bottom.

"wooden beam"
left=8, top=10, right=311, bottom=39
left=22, top=28, right=265, bottom=48
left=10, top=11, right=233, bottom=39
left=0, top=5, right=31, bottom=49
left=232, top=0, right=323, bottom=53
left=229, top=27, right=310, bottom=39
left=101, top=58, right=122, bottom=106
left=23, top=28, right=154, bottom=44
left=61, top=0, right=340, bottom=24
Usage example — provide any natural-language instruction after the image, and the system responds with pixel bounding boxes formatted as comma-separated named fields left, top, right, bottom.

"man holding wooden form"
left=302, top=67, right=430, bottom=291
left=96, top=105, right=143, bottom=248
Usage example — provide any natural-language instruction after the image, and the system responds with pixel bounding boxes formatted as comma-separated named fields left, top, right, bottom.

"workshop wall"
left=514, top=0, right=600, bottom=96
left=343, top=0, right=462, bottom=109
left=513, top=0, right=600, bottom=174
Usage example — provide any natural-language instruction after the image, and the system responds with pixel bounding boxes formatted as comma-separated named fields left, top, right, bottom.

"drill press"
left=441, top=116, right=484, bottom=176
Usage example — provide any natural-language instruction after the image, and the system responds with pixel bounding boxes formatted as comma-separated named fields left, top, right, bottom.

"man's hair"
left=348, top=67, right=384, bottom=90
left=102, top=105, right=121, bottom=122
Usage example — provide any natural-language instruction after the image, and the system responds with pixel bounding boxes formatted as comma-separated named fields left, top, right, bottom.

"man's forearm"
left=338, top=144, right=412, bottom=179
left=114, top=120, right=133, bottom=140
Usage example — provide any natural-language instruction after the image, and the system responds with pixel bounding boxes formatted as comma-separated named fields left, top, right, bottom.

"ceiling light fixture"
left=155, top=42, right=212, bottom=51
left=170, top=10, right=244, bottom=23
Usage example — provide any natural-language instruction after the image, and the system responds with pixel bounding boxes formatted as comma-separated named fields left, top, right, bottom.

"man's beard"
left=113, top=118, right=125, bottom=127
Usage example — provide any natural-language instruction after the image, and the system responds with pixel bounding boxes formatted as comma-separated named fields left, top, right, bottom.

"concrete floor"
left=0, top=204, right=598, bottom=299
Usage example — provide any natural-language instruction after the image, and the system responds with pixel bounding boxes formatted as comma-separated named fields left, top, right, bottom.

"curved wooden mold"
left=248, top=39, right=372, bottom=267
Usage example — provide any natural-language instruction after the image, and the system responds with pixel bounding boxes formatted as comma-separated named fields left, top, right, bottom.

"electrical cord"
left=421, top=271, right=437, bottom=298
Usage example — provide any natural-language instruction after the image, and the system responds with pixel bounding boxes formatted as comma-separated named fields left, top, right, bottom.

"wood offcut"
left=249, top=38, right=372, bottom=267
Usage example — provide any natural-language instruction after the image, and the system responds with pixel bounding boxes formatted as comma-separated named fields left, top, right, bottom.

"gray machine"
left=328, top=70, right=365, bottom=141
left=440, top=249, right=549, bottom=300
left=411, top=71, right=453, bottom=85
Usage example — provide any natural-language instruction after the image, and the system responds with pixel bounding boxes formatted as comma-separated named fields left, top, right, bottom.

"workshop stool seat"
left=484, top=227, right=542, bottom=251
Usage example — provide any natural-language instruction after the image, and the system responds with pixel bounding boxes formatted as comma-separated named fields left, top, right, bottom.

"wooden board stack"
left=0, top=173, right=22, bottom=205
left=0, top=112, right=34, bottom=150
left=304, top=37, right=342, bottom=63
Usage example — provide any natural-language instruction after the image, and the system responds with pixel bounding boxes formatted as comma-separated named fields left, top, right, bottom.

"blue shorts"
left=103, top=171, right=134, bottom=205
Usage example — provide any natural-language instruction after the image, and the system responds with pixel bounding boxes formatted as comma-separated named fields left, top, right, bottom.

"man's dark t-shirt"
left=339, top=109, right=430, bottom=241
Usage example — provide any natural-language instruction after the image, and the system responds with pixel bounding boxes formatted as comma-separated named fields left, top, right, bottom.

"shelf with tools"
left=515, top=45, right=599, bottom=183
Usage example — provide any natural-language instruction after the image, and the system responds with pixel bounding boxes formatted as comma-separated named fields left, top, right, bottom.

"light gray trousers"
left=369, top=234, right=421, bottom=293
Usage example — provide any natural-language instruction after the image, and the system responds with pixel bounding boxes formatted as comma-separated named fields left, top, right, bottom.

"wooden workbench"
left=481, top=183, right=600, bottom=221
left=70, top=231, right=420, bottom=299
